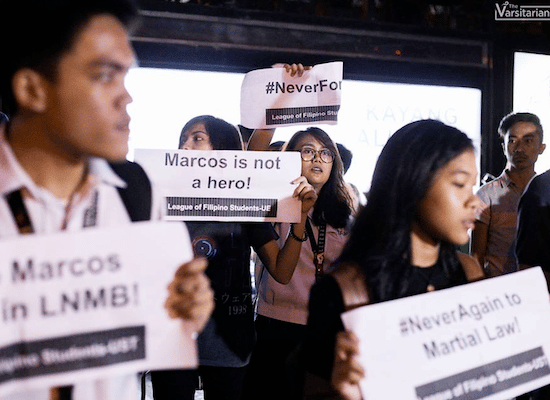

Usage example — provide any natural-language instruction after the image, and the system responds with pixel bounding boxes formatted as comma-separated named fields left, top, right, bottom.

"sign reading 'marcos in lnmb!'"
left=135, top=149, right=303, bottom=222
left=0, top=222, right=197, bottom=398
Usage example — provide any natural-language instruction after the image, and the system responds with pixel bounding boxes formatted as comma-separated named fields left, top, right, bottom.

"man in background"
left=471, top=112, right=545, bottom=277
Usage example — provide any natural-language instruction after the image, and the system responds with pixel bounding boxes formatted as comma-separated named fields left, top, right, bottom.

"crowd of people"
left=1, top=1, right=549, bottom=400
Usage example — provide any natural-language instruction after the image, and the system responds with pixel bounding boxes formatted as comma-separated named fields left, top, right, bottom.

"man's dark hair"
left=0, top=0, right=139, bottom=117
left=498, top=112, right=544, bottom=143
left=336, top=143, right=352, bottom=174
left=268, top=141, right=285, bottom=151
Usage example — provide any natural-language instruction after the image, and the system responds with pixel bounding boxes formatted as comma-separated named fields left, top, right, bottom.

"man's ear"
left=540, top=143, right=546, bottom=155
left=11, top=69, right=49, bottom=113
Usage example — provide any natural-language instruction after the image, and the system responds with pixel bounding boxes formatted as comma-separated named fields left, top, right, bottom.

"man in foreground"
left=0, top=1, right=214, bottom=399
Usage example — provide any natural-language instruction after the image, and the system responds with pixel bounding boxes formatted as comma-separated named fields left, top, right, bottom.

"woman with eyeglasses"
left=242, top=126, right=354, bottom=400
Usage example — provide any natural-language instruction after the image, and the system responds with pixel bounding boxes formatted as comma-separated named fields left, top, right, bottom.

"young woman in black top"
left=302, top=119, right=485, bottom=400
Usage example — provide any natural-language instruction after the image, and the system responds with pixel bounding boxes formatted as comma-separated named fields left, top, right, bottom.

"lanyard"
left=82, top=190, right=99, bottom=228
left=5, top=189, right=34, bottom=234
left=4, top=188, right=99, bottom=234
left=4, top=188, right=97, bottom=400
left=305, top=219, right=326, bottom=280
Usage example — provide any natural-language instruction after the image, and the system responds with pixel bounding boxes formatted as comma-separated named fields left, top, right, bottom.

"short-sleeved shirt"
left=475, top=171, right=527, bottom=276
left=256, top=217, right=349, bottom=326
left=186, top=221, right=277, bottom=366
left=0, top=131, right=163, bottom=400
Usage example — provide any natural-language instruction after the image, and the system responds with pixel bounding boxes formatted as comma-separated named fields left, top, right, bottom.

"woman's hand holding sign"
left=165, top=257, right=214, bottom=334
left=332, top=331, right=365, bottom=400
left=246, top=62, right=312, bottom=151
left=292, top=175, right=317, bottom=215
left=280, top=62, right=312, bottom=77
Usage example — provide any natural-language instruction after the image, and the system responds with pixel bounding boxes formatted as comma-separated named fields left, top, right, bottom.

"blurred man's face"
left=42, top=14, right=136, bottom=162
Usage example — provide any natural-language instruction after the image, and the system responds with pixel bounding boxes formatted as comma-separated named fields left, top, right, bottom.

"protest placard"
left=240, top=61, right=343, bottom=129
left=341, top=268, right=550, bottom=400
left=0, top=221, right=197, bottom=397
left=134, top=149, right=302, bottom=222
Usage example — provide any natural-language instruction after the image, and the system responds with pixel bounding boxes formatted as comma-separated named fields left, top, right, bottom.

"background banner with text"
left=342, top=268, right=550, bottom=400
left=135, top=149, right=302, bottom=222
left=240, top=61, right=343, bottom=129
left=0, top=222, right=196, bottom=397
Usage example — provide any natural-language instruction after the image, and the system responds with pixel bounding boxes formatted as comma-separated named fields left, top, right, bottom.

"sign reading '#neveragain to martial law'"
left=0, top=222, right=196, bottom=398
left=342, top=268, right=550, bottom=400
left=134, top=148, right=302, bottom=223
left=240, top=61, right=343, bottom=129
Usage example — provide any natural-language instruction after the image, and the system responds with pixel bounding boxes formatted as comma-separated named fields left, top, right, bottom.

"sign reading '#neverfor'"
left=135, top=149, right=302, bottom=223
left=0, top=221, right=197, bottom=397
left=342, top=267, right=550, bottom=400
left=240, top=61, right=343, bottom=129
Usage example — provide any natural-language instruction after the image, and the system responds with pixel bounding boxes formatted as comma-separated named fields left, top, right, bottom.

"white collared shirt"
left=0, top=131, right=163, bottom=400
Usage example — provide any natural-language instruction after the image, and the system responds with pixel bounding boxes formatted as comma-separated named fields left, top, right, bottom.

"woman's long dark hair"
left=179, top=115, right=243, bottom=151
left=285, top=127, right=353, bottom=229
left=338, top=119, right=474, bottom=303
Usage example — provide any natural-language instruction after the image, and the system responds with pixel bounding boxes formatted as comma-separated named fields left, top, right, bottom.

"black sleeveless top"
left=303, top=258, right=468, bottom=381
left=407, top=261, right=449, bottom=296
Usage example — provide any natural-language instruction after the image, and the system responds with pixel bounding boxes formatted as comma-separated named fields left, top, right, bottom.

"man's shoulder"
left=109, top=161, right=152, bottom=222
left=531, top=169, right=550, bottom=185
left=519, top=169, right=550, bottom=210
left=476, top=174, right=508, bottom=198
left=525, top=170, right=550, bottom=195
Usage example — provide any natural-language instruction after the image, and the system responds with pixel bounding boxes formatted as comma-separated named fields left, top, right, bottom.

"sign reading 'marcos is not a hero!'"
left=135, top=149, right=303, bottom=223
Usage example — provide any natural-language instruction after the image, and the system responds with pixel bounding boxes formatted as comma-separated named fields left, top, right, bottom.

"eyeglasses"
left=300, top=147, right=334, bottom=163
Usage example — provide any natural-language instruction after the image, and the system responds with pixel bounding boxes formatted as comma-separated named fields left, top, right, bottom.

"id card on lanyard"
left=305, top=219, right=326, bottom=281
left=5, top=188, right=99, bottom=234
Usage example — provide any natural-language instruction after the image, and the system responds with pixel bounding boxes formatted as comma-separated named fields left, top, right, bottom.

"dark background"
left=132, top=0, right=550, bottom=180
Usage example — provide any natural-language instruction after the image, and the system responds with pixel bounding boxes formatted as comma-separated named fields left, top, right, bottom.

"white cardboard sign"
left=134, top=149, right=302, bottom=222
left=0, top=221, right=197, bottom=397
left=342, top=268, right=550, bottom=400
left=240, top=61, right=343, bottom=129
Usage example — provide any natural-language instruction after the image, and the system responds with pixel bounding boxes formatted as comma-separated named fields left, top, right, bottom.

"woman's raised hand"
left=273, top=62, right=312, bottom=77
